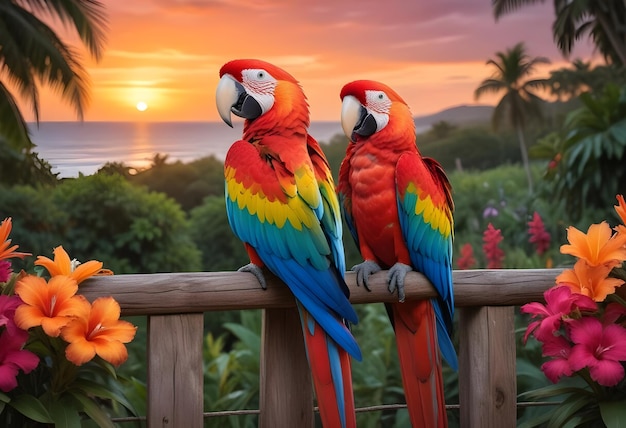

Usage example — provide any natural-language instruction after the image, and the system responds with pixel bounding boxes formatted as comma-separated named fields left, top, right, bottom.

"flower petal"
left=93, top=339, right=129, bottom=366
left=72, top=260, right=104, bottom=284
left=589, top=359, right=625, bottom=387
left=13, top=305, right=46, bottom=330
left=65, top=339, right=97, bottom=366
left=542, top=358, right=573, bottom=383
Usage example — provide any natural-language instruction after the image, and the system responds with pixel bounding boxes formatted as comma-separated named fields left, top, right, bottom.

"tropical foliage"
left=0, top=0, right=107, bottom=181
left=520, top=196, right=626, bottom=427
left=531, top=84, right=626, bottom=220
left=0, top=174, right=202, bottom=274
left=0, top=224, right=137, bottom=426
left=492, top=0, right=626, bottom=66
left=475, top=42, right=550, bottom=193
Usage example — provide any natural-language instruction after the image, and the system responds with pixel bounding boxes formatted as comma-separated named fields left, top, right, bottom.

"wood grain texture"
left=79, top=269, right=558, bottom=315
left=259, top=307, right=314, bottom=428
left=459, top=307, right=516, bottom=428
left=148, top=314, right=204, bottom=428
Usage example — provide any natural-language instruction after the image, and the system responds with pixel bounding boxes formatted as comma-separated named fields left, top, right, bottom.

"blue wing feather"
left=225, top=139, right=361, bottom=360
left=395, top=153, right=457, bottom=370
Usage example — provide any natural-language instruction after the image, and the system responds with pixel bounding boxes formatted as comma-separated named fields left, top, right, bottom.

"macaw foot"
left=351, top=260, right=381, bottom=291
left=238, top=263, right=267, bottom=290
left=388, top=263, right=412, bottom=303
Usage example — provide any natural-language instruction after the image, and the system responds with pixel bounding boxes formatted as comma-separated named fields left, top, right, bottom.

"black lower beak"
left=352, top=106, right=377, bottom=140
left=231, top=81, right=262, bottom=121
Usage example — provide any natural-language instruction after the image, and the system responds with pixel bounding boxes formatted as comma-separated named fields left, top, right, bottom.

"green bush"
left=130, top=155, right=225, bottom=211
left=0, top=173, right=201, bottom=274
left=188, top=196, right=249, bottom=272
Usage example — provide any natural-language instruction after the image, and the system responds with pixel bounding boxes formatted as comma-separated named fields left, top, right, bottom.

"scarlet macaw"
left=337, top=80, right=456, bottom=427
left=215, top=59, right=360, bottom=428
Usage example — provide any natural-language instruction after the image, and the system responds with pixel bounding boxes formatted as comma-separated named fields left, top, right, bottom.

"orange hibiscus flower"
left=13, top=275, right=90, bottom=337
left=61, top=297, right=136, bottom=366
left=560, top=222, right=626, bottom=268
left=615, top=195, right=626, bottom=237
left=0, top=218, right=31, bottom=261
left=35, top=246, right=106, bottom=284
left=556, top=259, right=625, bottom=302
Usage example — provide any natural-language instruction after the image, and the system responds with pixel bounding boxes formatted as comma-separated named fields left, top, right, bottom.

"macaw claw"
left=238, top=263, right=267, bottom=290
left=388, top=263, right=412, bottom=302
left=351, top=260, right=381, bottom=291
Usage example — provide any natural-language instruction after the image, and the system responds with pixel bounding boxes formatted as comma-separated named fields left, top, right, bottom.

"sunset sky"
left=31, top=0, right=599, bottom=123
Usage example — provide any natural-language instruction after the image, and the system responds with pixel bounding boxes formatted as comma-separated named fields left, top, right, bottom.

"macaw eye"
left=257, top=71, right=265, bottom=79
left=378, top=94, right=384, bottom=100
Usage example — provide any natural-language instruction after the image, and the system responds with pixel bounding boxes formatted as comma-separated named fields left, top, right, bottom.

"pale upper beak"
left=341, top=95, right=377, bottom=142
left=215, top=74, right=240, bottom=127
left=341, top=95, right=362, bottom=141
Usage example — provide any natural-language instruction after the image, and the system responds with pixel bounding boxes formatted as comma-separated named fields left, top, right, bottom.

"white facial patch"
left=364, top=90, right=391, bottom=132
left=241, top=68, right=277, bottom=115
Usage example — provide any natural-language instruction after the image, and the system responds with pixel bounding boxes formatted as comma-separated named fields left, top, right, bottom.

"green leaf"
left=68, top=392, right=116, bottom=428
left=0, top=391, right=10, bottom=403
left=600, top=400, right=626, bottom=428
left=48, top=395, right=82, bottom=428
left=8, top=394, right=53, bottom=423
left=71, top=378, right=137, bottom=414
left=548, top=393, right=594, bottom=428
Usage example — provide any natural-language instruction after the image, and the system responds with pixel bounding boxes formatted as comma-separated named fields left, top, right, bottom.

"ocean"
left=28, top=121, right=346, bottom=178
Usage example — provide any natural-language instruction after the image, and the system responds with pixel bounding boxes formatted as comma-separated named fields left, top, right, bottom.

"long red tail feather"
left=392, top=300, right=448, bottom=428
left=300, top=308, right=356, bottom=428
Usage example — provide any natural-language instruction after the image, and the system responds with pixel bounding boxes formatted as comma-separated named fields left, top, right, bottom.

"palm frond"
left=474, top=79, right=507, bottom=100
left=0, top=81, right=34, bottom=151
left=15, top=0, right=108, bottom=60
left=492, top=0, right=546, bottom=20
left=1, top=4, right=90, bottom=120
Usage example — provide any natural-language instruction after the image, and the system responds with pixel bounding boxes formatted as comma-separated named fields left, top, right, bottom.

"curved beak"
left=341, top=95, right=377, bottom=142
left=216, top=74, right=263, bottom=127
left=216, top=74, right=240, bottom=127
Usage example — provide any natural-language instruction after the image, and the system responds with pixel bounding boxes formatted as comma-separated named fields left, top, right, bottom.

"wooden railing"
left=80, top=268, right=558, bottom=428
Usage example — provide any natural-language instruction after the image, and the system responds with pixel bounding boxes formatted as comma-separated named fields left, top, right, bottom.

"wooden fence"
left=80, top=268, right=558, bottom=428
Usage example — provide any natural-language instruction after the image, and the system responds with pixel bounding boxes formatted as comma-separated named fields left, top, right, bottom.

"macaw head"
left=340, top=80, right=414, bottom=143
left=216, top=59, right=307, bottom=127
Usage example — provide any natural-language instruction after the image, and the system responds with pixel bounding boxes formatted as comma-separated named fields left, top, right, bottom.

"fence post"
left=458, top=306, right=516, bottom=428
left=147, top=313, right=204, bottom=428
left=259, top=307, right=314, bottom=428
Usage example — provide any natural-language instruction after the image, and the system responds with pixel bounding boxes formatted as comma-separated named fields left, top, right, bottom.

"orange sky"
left=29, top=0, right=598, bottom=123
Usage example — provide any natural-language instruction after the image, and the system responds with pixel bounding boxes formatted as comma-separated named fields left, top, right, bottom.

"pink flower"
left=521, top=286, right=597, bottom=342
left=0, top=260, right=11, bottom=283
left=0, top=295, right=22, bottom=336
left=0, top=328, right=39, bottom=392
left=457, top=243, right=476, bottom=270
left=541, top=335, right=573, bottom=383
left=568, top=316, right=626, bottom=387
left=528, top=212, right=551, bottom=256
left=483, top=223, right=504, bottom=269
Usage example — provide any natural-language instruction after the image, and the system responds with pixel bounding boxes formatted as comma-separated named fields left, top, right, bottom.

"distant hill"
left=414, top=104, right=494, bottom=130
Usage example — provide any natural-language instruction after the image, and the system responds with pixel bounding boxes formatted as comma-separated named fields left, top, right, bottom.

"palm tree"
left=0, top=0, right=107, bottom=151
left=492, top=0, right=626, bottom=67
left=475, top=42, right=550, bottom=193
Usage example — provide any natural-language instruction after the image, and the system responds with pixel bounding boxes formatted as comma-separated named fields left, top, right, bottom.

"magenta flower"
left=521, top=286, right=597, bottom=343
left=457, top=243, right=476, bottom=270
left=482, top=223, right=504, bottom=269
left=0, top=260, right=11, bottom=283
left=568, top=316, right=626, bottom=387
left=528, top=212, right=551, bottom=256
left=0, top=328, right=39, bottom=392
left=541, top=335, right=573, bottom=383
left=0, top=295, right=23, bottom=336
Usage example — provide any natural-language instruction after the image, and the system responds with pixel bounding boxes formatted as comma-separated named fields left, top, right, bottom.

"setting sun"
left=136, top=101, right=148, bottom=112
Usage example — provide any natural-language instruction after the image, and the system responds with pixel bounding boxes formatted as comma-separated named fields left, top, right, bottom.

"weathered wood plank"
left=459, top=306, right=516, bottom=428
left=259, top=307, right=314, bottom=428
left=147, top=314, right=204, bottom=428
left=79, top=269, right=557, bottom=315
